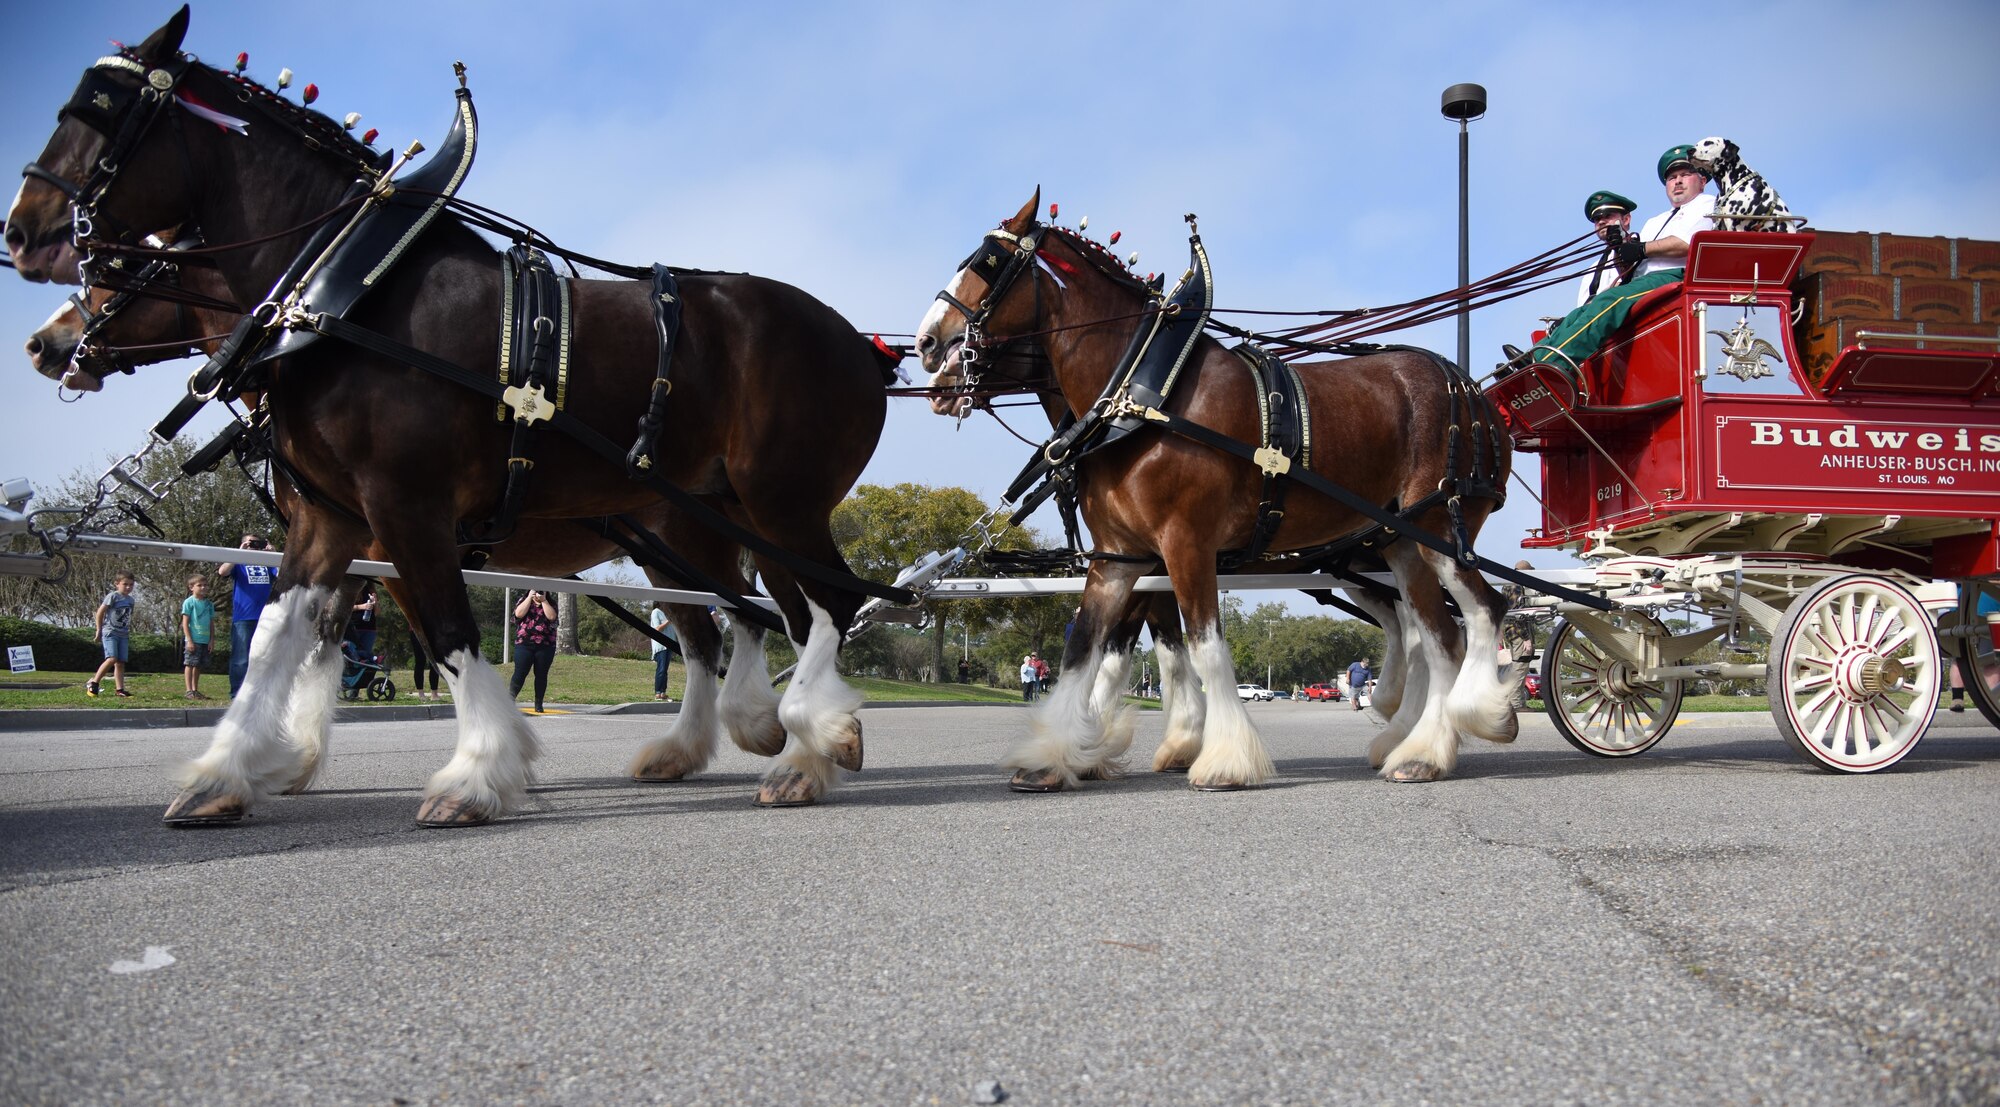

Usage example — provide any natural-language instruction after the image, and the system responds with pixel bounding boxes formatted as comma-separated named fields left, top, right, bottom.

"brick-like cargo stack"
left=1792, top=231, right=2000, bottom=382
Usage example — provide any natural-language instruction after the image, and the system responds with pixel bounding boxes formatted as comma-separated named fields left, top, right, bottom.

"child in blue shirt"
left=181, top=575, right=216, bottom=700
left=88, top=571, right=137, bottom=698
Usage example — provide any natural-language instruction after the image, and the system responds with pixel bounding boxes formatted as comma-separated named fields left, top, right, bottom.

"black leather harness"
left=950, top=221, right=1610, bottom=613
left=117, top=67, right=914, bottom=632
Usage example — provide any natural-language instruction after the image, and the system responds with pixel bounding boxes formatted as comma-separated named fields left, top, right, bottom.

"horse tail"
left=863, top=332, right=905, bottom=385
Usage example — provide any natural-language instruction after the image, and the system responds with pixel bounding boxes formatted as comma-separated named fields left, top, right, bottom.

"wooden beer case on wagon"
left=1484, top=227, right=2000, bottom=772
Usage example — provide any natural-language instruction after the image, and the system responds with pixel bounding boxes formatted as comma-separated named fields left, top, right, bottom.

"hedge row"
left=0, top=616, right=231, bottom=673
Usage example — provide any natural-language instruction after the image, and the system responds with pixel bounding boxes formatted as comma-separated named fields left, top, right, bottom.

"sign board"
left=7, top=645, right=34, bottom=673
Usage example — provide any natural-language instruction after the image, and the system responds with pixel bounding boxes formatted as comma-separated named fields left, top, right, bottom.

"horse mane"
left=1044, top=225, right=1152, bottom=297
left=164, top=52, right=384, bottom=173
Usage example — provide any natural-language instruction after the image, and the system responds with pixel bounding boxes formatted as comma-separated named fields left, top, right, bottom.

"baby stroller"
left=339, top=639, right=397, bottom=701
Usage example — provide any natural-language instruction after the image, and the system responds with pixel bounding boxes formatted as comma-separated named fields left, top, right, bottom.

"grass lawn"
left=5, top=658, right=1801, bottom=714
left=0, top=655, right=1035, bottom=710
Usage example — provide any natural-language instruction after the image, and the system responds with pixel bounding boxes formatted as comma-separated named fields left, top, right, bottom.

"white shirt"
left=1634, top=193, right=1716, bottom=278
left=1576, top=252, right=1622, bottom=305
left=649, top=607, right=675, bottom=655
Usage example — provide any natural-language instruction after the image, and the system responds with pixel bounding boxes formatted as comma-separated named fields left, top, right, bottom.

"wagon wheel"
left=1767, top=574, right=1938, bottom=774
left=1949, top=580, right=2000, bottom=731
left=1543, top=611, right=1682, bottom=757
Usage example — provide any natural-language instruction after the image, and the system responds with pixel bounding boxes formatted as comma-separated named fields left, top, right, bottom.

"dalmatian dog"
left=1690, top=137, right=1797, bottom=233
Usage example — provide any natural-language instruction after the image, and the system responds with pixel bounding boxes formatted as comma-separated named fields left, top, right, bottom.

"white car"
left=1236, top=683, right=1274, bottom=702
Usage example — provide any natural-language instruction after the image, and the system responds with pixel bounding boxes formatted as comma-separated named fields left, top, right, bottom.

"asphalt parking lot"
left=2, top=702, right=1996, bottom=1105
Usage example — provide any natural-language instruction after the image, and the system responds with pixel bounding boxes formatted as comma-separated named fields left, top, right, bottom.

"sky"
left=5, top=0, right=1999, bottom=606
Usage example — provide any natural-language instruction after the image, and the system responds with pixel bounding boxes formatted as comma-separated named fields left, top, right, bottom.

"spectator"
left=957, top=657, right=971, bottom=684
left=650, top=602, right=678, bottom=702
left=409, top=630, right=442, bottom=701
left=1019, top=654, right=1038, bottom=703
left=509, top=589, right=559, bottom=713
left=346, top=580, right=378, bottom=658
left=86, top=571, right=137, bottom=698
left=216, top=533, right=275, bottom=697
left=180, top=574, right=215, bottom=700
left=1347, top=657, right=1373, bottom=712
left=1031, top=651, right=1050, bottom=693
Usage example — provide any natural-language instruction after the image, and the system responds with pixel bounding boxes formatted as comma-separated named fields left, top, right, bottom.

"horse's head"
left=26, top=233, right=220, bottom=392
left=5, top=6, right=193, bottom=284
left=915, top=189, right=1048, bottom=415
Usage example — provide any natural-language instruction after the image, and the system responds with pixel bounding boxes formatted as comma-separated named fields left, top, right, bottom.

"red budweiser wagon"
left=1486, top=227, right=2000, bottom=771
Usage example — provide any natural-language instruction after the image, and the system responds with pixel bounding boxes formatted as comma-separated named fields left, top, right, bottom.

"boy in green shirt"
left=181, top=575, right=216, bottom=700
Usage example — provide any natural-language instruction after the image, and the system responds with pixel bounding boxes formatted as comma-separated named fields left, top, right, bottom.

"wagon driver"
left=1501, top=145, right=1717, bottom=376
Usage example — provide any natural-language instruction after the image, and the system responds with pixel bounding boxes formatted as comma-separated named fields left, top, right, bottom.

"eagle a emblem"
left=1709, top=317, right=1783, bottom=381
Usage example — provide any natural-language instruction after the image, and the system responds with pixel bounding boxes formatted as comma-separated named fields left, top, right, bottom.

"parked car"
left=1302, top=682, right=1344, bottom=702
left=1270, top=690, right=1292, bottom=700
left=1523, top=672, right=1542, bottom=699
left=1236, top=683, right=1274, bottom=702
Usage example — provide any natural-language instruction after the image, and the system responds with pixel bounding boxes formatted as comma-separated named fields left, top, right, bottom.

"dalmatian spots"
left=1692, top=137, right=1797, bottom=233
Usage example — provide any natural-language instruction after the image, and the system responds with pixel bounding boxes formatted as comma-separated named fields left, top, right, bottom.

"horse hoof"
left=628, top=746, right=699, bottom=783
left=1387, top=761, right=1443, bottom=783
left=1008, top=767, right=1068, bottom=793
left=1078, top=764, right=1119, bottom=782
left=736, top=720, right=787, bottom=758
left=1152, top=756, right=1194, bottom=774
left=826, top=717, right=864, bottom=772
left=415, top=793, right=495, bottom=827
left=755, top=767, right=822, bottom=807
left=1189, top=778, right=1248, bottom=792
left=163, top=787, right=247, bottom=826
left=279, top=762, right=320, bottom=795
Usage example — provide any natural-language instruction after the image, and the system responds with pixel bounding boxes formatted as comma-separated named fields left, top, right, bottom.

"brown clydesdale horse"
left=8, top=8, right=892, bottom=824
left=25, top=248, right=804, bottom=796
left=916, top=191, right=1522, bottom=789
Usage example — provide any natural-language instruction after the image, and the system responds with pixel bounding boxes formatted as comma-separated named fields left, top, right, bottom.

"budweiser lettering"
left=1747, top=422, right=2000, bottom=454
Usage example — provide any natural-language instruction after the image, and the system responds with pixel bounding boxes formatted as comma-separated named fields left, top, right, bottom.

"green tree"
left=833, top=482, right=1004, bottom=682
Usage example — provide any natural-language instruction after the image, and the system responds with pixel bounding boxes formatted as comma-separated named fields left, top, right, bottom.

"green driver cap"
left=1584, top=190, right=1637, bottom=220
left=1658, top=143, right=1702, bottom=182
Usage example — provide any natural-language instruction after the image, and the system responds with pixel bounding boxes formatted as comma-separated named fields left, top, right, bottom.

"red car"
left=1302, top=682, right=1344, bottom=702
left=1523, top=672, right=1542, bottom=699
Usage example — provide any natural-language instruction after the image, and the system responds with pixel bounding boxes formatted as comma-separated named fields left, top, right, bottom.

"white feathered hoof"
left=1008, top=766, right=1069, bottom=793
left=627, top=741, right=707, bottom=783
left=754, top=764, right=824, bottom=807
left=731, top=713, right=787, bottom=758
left=826, top=716, right=864, bottom=772
left=1366, top=728, right=1404, bottom=769
left=279, top=752, right=323, bottom=795
left=163, top=785, right=249, bottom=827
left=1384, top=759, right=1445, bottom=783
left=415, top=791, right=498, bottom=827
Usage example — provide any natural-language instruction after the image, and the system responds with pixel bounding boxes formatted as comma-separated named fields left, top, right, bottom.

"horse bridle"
left=931, top=221, right=1049, bottom=395
left=23, top=51, right=198, bottom=250
left=68, top=233, right=233, bottom=379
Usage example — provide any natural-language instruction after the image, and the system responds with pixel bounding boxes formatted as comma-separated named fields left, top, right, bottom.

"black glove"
left=1614, top=238, right=1646, bottom=268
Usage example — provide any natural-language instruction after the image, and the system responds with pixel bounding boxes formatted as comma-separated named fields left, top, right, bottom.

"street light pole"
left=1441, top=83, right=1488, bottom=375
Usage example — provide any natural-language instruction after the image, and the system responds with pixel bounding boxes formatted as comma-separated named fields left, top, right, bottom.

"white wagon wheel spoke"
left=1770, top=575, right=1938, bottom=774
left=1545, top=612, right=1682, bottom=758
